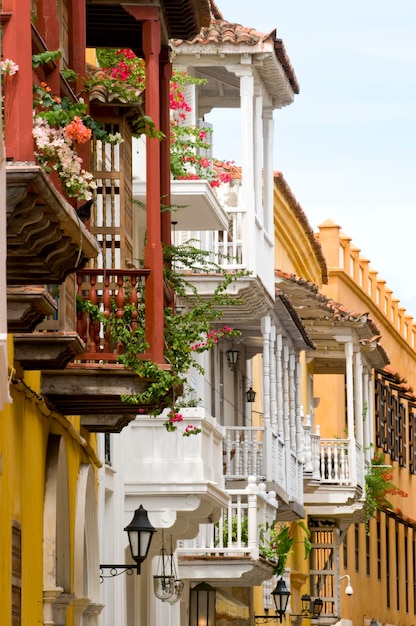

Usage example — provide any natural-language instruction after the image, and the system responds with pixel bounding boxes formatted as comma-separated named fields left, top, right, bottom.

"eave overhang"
left=6, top=164, right=100, bottom=285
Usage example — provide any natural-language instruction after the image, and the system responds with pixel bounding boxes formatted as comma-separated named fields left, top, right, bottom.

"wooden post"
left=160, top=47, right=172, bottom=247
left=2, top=0, right=34, bottom=161
left=142, top=14, right=165, bottom=365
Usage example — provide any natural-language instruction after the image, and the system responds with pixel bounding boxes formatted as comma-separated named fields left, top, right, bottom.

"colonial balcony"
left=121, top=408, right=229, bottom=532
left=171, top=206, right=276, bottom=343
left=15, top=268, right=171, bottom=433
left=222, top=422, right=366, bottom=522
left=6, top=164, right=100, bottom=285
left=177, top=478, right=277, bottom=586
left=223, top=426, right=304, bottom=520
left=303, top=420, right=365, bottom=520
left=6, top=164, right=101, bottom=336
left=133, top=179, right=229, bottom=231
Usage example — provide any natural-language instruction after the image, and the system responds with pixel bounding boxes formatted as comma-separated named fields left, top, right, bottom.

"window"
left=377, top=516, right=381, bottom=580
left=12, top=523, right=21, bottom=626
left=354, top=524, right=359, bottom=572
left=386, top=518, right=390, bottom=608
left=104, top=433, right=112, bottom=466
left=396, top=523, right=400, bottom=611
left=412, top=530, right=416, bottom=615
left=343, top=533, right=348, bottom=570
left=405, top=533, right=409, bottom=613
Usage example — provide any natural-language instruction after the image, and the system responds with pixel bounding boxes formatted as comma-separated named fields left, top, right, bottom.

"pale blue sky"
left=208, top=1, right=416, bottom=314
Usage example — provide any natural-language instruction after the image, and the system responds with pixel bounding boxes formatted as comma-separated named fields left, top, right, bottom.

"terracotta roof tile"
left=87, top=64, right=144, bottom=106
left=275, top=270, right=390, bottom=368
left=172, top=19, right=299, bottom=95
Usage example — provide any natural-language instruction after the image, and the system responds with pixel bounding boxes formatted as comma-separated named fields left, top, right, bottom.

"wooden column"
left=143, top=15, right=164, bottom=364
left=2, top=0, right=34, bottom=161
left=68, top=0, right=89, bottom=180
left=160, top=47, right=172, bottom=247
left=34, top=0, right=60, bottom=92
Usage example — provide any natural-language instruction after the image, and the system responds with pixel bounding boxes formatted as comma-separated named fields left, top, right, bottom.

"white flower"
left=0, top=59, right=19, bottom=76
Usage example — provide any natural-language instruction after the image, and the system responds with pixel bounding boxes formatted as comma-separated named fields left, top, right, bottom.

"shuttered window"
left=12, top=523, right=21, bottom=626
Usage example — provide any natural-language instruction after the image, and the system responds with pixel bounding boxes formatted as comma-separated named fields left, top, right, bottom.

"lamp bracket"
left=100, top=564, right=140, bottom=581
left=254, top=617, right=281, bottom=624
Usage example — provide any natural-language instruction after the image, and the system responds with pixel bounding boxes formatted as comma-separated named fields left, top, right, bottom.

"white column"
left=269, top=325, right=277, bottom=430
left=295, top=360, right=303, bottom=457
left=261, top=315, right=271, bottom=428
left=282, top=344, right=290, bottom=446
left=363, top=366, right=371, bottom=462
left=247, top=476, right=259, bottom=558
left=227, top=63, right=254, bottom=204
left=276, top=333, right=283, bottom=436
left=253, top=84, right=263, bottom=222
left=354, top=350, right=364, bottom=448
left=262, top=106, right=274, bottom=235
left=343, top=338, right=357, bottom=484
left=289, top=351, right=296, bottom=449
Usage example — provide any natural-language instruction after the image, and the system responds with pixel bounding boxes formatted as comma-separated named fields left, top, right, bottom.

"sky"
left=207, top=0, right=416, bottom=315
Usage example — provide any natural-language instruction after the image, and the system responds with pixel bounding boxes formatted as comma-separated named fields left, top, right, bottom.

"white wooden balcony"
left=177, top=477, right=277, bottom=586
left=223, top=426, right=304, bottom=518
left=221, top=421, right=365, bottom=521
left=302, top=419, right=365, bottom=518
left=122, top=408, right=229, bottom=536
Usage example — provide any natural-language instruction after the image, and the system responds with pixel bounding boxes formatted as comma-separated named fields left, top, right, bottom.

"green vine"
left=364, top=451, right=408, bottom=531
left=77, top=241, right=247, bottom=418
left=259, top=520, right=311, bottom=577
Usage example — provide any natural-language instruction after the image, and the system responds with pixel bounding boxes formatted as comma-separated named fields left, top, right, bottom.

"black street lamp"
left=100, top=505, right=156, bottom=579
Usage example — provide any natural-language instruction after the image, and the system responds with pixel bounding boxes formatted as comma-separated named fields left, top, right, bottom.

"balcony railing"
left=177, top=478, right=277, bottom=560
left=75, top=268, right=149, bottom=362
left=223, top=426, right=265, bottom=480
left=223, top=426, right=304, bottom=507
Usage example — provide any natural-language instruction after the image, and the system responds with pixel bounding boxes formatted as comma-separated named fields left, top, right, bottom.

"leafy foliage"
left=364, top=452, right=408, bottom=529
left=77, top=241, right=246, bottom=420
left=259, top=520, right=311, bottom=577
left=215, top=515, right=249, bottom=547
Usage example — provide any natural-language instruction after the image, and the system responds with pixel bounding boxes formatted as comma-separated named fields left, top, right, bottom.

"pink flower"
left=168, top=410, right=183, bottom=423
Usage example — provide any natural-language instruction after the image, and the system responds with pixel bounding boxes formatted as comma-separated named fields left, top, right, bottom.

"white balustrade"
left=223, top=426, right=265, bottom=480
left=177, top=478, right=277, bottom=560
left=317, top=438, right=351, bottom=485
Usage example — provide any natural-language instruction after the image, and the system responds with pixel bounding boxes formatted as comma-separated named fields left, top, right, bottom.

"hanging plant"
left=259, top=520, right=311, bottom=577
left=93, top=48, right=232, bottom=187
left=31, top=51, right=123, bottom=201
left=76, top=240, right=247, bottom=427
left=364, top=452, right=408, bottom=530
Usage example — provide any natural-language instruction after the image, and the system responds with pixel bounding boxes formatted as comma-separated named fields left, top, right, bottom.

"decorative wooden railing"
left=303, top=416, right=355, bottom=486
left=75, top=268, right=149, bottom=362
left=177, top=478, right=277, bottom=559
left=223, top=426, right=265, bottom=480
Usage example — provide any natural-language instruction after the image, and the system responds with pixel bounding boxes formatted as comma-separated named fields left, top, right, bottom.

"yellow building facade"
left=317, top=220, right=416, bottom=626
left=1, top=340, right=102, bottom=626
left=255, top=174, right=416, bottom=626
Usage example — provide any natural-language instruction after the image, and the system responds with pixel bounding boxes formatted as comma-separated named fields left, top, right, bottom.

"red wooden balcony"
left=25, top=268, right=171, bottom=432
left=74, top=268, right=150, bottom=362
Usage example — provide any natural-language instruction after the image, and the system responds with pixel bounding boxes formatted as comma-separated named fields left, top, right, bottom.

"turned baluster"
left=76, top=273, right=88, bottom=344
left=130, top=274, right=138, bottom=334
left=102, top=272, right=112, bottom=353
left=115, top=273, right=125, bottom=354
left=88, top=274, right=100, bottom=353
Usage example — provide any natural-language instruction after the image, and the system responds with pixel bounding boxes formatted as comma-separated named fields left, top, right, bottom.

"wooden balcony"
left=223, top=426, right=305, bottom=520
left=177, top=478, right=277, bottom=586
left=303, top=419, right=365, bottom=521
left=35, top=268, right=170, bottom=433
left=6, top=164, right=100, bottom=285
left=121, top=408, right=229, bottom=532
